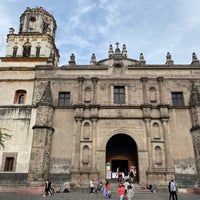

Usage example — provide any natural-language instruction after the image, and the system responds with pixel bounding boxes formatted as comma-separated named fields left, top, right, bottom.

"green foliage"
left=0, top=128, right=12, bottom=149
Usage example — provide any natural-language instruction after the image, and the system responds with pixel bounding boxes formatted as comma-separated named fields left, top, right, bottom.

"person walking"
left=118, top=182, right=125, bottom=200
left=90, top=179, right=94, bottom=194
left=170, top=180, right=178, bottom=200
left=168, top=180, right=172, bottom=200
left=123, top=179, right=129, bottom=197
left=44, top=178, right=49, bottom=197
left=127, top=184, right=135, bottom=200
left=48, top=178, right=53, bottom=196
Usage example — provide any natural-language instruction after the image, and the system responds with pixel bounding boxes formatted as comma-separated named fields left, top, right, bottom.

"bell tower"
left=1, top=7, right=59, bottom=67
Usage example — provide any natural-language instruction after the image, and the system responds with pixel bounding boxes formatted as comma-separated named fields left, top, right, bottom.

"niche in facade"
left=152, top=122, right=160, bottom=139
left=83, top=122, right=90, bottom=139
left=149, top=87, right=157, bottom=103
left=155, top=146, right=162, bottom=164
left=84, top=87, right=91, bottom=103
left=82, top=145, right=89, bottom=164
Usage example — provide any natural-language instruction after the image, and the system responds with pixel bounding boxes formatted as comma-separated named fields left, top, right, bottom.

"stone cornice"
left=0, top=67, right=35, bottom=71
left=32, top=125, right=54, bottom=131
left=0, top=57, right=48, bottom=62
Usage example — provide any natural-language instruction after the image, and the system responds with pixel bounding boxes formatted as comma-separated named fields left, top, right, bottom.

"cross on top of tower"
left=115, top=41, right=119, bottom=49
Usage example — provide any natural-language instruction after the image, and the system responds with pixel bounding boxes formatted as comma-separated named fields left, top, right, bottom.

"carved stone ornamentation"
left=69, top=53, right=76, bottom=65
left=160, top=107, right=169, bottom=118
left=142, top=107, right=151, bottom=118
left=165, top=52, right=174, bottom=65
left=139, top=53, right=146, bottom=65
left=75, top=107, right=84, bottom=118
left=191, top=52, right=200, bottom=65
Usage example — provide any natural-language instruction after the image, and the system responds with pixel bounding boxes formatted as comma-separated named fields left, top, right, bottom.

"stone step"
left=109, top=182, right=153, bottom=195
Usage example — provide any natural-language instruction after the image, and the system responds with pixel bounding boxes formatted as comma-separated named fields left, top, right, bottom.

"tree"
left=0, top=128, right=11, bottom=149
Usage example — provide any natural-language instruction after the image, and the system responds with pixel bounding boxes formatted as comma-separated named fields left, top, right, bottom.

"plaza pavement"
left=0, top=191, right=199, bottom=200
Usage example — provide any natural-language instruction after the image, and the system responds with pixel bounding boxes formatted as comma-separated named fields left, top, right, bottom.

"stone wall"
left=174, top=158, right=198, bottom=188
left=0, top=173, right=28, bottom=185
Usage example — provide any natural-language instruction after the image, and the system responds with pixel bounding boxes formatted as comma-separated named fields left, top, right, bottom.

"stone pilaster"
left=161, top=118, right=171, bottom=169
left=157, top=77, right=164, bottom=105
left=158, top=104, right=171, bottom=170
left=91, top=118, right=98, bottom=169
left=141, top=77, right=148, bottom=104
left=91, top=77, right=98, bottom=104
left=71, top=119, right=82, bottom=171
left=144, top=118, right=153, bottom=169
left=141, top=104, right=152, bottom=173
left=77, top=77, right=84, bottom=104
left=72, top=105, right=84, bottom=170
left=90, top=104, right=99, bottom=170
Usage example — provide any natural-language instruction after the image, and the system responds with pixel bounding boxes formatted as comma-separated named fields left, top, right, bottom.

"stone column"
left=91, top=77, right=98, bottom=104
left=157, top=77, right=164, bottom=105
left=91, top=118, right=97, bottom=169
left=141, top=77, right=148, bottom=104
left=77, top=77, right=84, bottom=104
left=71, top=119, right=82, bottom=170
left=72, top=105, right=84, bottom=170
left=144, top=118, right=153, bottom=169
left=162, top=119, right=171, bottom=168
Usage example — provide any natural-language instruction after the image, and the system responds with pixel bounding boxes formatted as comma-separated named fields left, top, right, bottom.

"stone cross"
left=115, top=41, right=119, bottom=49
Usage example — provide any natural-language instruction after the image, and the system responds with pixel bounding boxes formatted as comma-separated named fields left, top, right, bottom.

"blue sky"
left=1, top=0, right=200, bottom=66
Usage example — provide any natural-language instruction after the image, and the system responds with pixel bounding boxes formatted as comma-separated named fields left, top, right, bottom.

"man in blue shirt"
left=170, top=180, right=178, bottom=200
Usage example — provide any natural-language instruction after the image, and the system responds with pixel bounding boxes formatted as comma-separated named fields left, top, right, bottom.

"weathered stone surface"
left=0, top=173, right=28, bottom=185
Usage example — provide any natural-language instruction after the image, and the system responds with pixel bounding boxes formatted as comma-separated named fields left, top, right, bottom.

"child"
left=103, top=181, right=111, bottom=198
left=118, top=182, right=125, bottom=200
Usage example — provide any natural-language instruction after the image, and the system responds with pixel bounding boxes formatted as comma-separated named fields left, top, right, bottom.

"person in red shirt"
left=118, top=182, right=125, bottom=200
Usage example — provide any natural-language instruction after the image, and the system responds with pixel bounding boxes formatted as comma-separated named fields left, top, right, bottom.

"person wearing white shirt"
left=170, top=180, right=178, bottom=200
left=90, top=179, right=94, bottom=194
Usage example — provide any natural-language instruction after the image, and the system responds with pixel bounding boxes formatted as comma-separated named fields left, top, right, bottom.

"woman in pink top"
left=118, top=183, right=125, bottom=200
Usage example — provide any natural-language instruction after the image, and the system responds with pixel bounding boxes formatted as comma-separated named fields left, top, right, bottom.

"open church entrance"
left=106, top=134, right=138, bottom=181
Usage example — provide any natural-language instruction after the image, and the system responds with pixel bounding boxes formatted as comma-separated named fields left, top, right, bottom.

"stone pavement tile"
left=0, top=192, right=199, bottom=200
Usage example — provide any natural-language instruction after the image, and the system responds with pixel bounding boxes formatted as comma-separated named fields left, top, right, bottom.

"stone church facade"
left=0, top=7, right=200, bottom=190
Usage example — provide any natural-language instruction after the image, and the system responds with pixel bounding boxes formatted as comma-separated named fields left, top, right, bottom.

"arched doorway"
left=106, top=133, right=139, bottom=181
